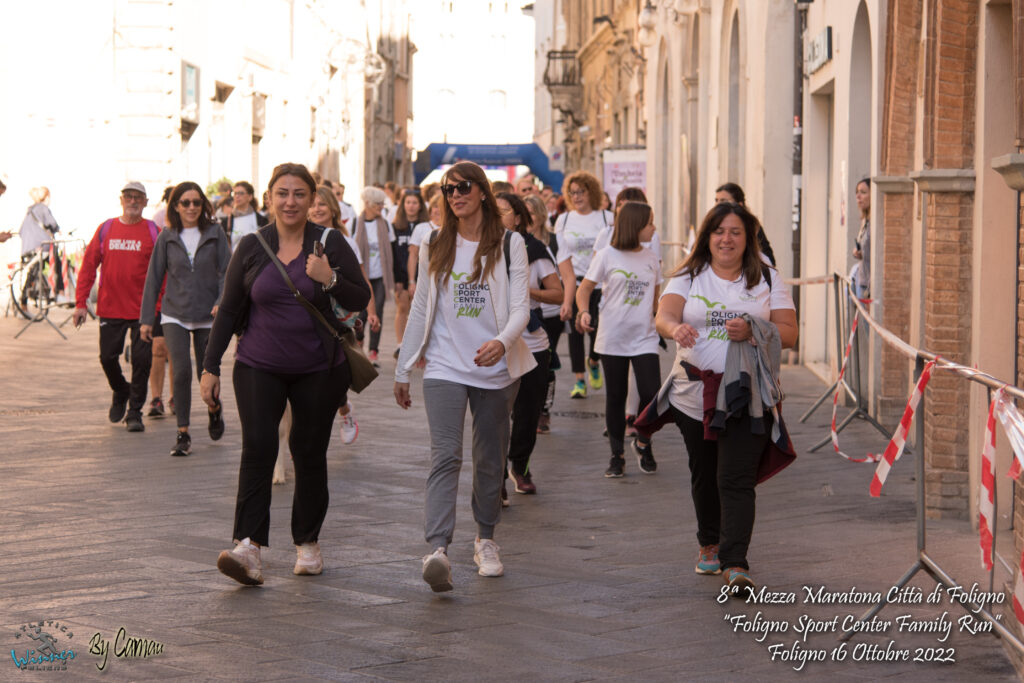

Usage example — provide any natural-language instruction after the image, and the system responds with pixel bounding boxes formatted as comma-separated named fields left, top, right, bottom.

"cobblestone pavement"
left=0, top=314, right=1018, bottom=680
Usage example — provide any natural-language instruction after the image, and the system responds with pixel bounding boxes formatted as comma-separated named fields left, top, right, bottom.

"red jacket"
left=76, top=218, right=159, bottom=320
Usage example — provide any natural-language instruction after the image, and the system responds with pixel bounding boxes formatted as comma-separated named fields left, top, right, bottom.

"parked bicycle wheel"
left=9, top=257, right=50, bottom=320
left=62, top=261, right=96, bottom=319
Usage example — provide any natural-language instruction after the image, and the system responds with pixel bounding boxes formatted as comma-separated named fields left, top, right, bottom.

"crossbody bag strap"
left=253, top=231, right=342, bottom=342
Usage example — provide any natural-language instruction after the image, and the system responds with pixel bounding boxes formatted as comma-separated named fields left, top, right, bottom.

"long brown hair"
left=611, top=201, right=652, bottom=251
left=671, top=202, right=765, bottom=289
left=428, top=161, right=504, bottom=285
left=393, top=189, right=427, bottom=231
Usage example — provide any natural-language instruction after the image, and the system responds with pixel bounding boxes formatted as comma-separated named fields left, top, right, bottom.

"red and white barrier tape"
left=47, top=242, right=57, bottom=292
left=869, top=359, right=936, bottom=497
left=979, top=388, right=1001, bottom=571
left=829, top=312, right=879, bottom=463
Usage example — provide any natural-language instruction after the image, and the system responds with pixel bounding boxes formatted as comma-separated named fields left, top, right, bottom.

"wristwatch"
left=322, top=271, right=338, bottom=291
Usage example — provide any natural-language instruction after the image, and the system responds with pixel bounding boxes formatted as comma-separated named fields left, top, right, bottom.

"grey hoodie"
left=139, top=223, right=230, bottom=326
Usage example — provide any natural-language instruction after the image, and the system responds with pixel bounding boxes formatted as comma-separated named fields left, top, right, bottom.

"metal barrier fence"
left=787, top=271, right=1024, bottom=655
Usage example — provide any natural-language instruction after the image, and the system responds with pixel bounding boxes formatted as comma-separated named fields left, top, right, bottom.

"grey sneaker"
left=217, top=538, right=263, bottom=585
left=294, top=542, right=323, bottom=575
left=473, top=538, right=504, bottom=577
left=422, top=548, right=453, bottom=592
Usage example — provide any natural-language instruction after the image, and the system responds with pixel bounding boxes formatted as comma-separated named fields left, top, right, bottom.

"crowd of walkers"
left=62, top=161, right=796, bottom=600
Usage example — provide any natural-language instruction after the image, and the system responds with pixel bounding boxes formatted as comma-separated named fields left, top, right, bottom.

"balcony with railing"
left=543, top=50, right=583, bottom=125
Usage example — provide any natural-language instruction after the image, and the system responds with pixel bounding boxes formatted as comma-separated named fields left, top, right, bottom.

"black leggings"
left=673, top=408, right=770, bottom=571
left=508, top=350, right=551, bottom=476
left=357, top=277, right=386, bottom=350
left=162, top=323, right=210, bottom=429
left=568, top=287, right=601, bottom=374
left=541, top=315, right=564, bottom=414
left=231, top=359, right=349, bottom=546
left=600, top=354, right=660, bottom=456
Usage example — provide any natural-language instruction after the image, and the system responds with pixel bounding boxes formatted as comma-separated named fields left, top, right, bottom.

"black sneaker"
left=171, top=431, right=192, bottom=457
left=148, top=397, right=165, bottom=418
left=208, top=400, right=225, bottom=441
left=604, top=456, right=625, bottom=478
left=109, top=392, right=129, bottom=423
left=632, top=438, right=657, bottom=474
left=125, top=411, right=144, bottom=432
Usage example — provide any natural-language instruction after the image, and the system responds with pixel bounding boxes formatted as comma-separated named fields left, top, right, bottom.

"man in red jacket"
left=73, top=182, right=160, bottom=432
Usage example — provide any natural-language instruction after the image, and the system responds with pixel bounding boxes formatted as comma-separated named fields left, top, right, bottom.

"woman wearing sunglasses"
left=140, top=181, right=231, bottom=457
left=395, top=161, right=535, bottom=592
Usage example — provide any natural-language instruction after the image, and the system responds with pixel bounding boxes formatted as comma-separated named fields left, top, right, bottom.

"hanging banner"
left=602, top=148, right=647, bottom=204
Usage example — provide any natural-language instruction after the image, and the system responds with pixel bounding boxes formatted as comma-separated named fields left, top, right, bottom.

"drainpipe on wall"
left=792, top=2, right=808, bottom=315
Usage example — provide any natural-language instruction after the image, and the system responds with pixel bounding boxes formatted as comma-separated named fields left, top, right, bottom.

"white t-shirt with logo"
left=584, top=246, right=663, bottom=356
left=662, top=266, right=795, bottom=419
left=366, top=220, right=396, bottom=280
left=554, top=209, right=613, bottom=279
left=423, top=236, right=514, bottom=390
left=231, top=212, right=259, bottom=251
left=523, top=257, right=557, bottom=353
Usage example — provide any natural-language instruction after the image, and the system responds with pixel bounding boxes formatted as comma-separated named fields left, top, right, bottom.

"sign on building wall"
left=806, top=27, right=832, bottom=74
left=602, top=147, right=647, bottom=202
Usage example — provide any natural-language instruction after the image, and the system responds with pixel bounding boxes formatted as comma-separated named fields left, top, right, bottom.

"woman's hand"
left=200, top=372, right=220, bottom=409
left=394, top=382, right=412, bottom=409
left=306, top=252, right=332, bottom=285
left=725, top=317, right=752, bottom=342
left=368, top=313, right=381, bottom=333
left=672, top=322, right=699, bottom=348
left=852, top=247, right=862, bottom=259
left=210, top=305, right=219, bottom=318
left=559, top=301, right=573, bottom=321
left=139, top=324, right=153, bottom=343
left=576, top=311, right=593, bottom=333
left=474, top=339, right=506, bottom=367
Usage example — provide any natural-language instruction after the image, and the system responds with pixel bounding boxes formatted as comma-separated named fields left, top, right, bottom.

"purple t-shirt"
left=236, top=256, right=335, bottom=373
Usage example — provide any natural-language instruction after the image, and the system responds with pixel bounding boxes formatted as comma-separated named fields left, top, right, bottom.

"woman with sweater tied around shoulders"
left=651, top=201, right=797, bottom=598
left=140, top=181, right=231, bottom=457
left=200, top=163, right=370, bottom=585
left=394, top=161, right=535, bottom=593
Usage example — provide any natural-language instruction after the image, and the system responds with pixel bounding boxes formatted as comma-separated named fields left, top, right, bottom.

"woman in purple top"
left=200, top=163, right=370, bottom=586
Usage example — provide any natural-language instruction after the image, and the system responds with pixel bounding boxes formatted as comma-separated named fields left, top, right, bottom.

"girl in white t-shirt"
left=655, top=202, right=797, bottom=598
left=554, top=171, right=614, bottom=399
left=394, top=162, right=535, bottom=593
left=576, top=202, right=662, bottom=478
left=497, top=192, right=563, bottom=500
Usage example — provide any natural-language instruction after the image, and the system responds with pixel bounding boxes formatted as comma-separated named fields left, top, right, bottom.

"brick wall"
left=922, top=191, right=974, bottom=519
left=878, top=0, right=921, bottom=422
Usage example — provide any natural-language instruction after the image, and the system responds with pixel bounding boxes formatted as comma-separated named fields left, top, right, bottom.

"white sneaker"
left=217, top=538, right=263, bottom=585
left=473, top=538, right=504, bottom=577
left=294, top=542, right=323, bottom=575
left=421, top=548, right=453, bottom=592
left=339, top=410, right=358, bottom=444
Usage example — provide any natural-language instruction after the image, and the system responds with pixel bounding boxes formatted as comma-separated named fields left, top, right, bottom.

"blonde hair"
left=523, top=194, right=551, bottom=244
left=313, top=186, right=348, bottom=235
left=29, top=186, right=50, bottom=204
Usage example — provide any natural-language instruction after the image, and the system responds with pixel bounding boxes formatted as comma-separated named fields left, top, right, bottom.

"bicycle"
left=7, top=239, right=93, bottom=336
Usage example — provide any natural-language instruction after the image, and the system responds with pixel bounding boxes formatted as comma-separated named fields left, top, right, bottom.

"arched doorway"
left=657, top=46, right=671, bottom=243
left=726, top=11, right=743, bottom=184
left=848, top=1, right=871, bottom=259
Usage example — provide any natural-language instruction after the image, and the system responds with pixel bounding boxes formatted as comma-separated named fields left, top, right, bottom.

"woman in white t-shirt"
left=555, top=170, right=613, bottom=399
left=655, top=202, right=797, bottom=598
left=408, top=192, right=442, bottom=296
left=353, top=186, right=397, bottom=364
left=576, top=202, right=663, bottom=478
left=309, top=185, right=376, bottom=445
left=394, top=162, right=535, bottom=593
left=497, top=192, right=562, bottom=499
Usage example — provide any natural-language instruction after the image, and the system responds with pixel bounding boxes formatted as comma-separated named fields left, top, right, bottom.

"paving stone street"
left=0, top=313, right=1019, bottom=681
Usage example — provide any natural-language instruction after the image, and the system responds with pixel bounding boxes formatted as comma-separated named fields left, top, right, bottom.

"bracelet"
left=322, top=271, right=338, bottom=291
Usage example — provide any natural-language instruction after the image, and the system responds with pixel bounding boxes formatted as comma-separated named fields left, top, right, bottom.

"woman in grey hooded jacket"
left=140, top=181, right=231, bottom=457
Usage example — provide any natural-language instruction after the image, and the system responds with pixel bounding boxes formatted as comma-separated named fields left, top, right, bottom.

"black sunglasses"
left=440, top=180, right=474, bottom=198
left=178, top=199, right=203, bottom=208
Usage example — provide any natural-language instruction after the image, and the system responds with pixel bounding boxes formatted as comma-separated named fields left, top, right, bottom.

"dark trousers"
left=99, top=318, right=152, bottom=414
left=568, top=287, right=601, bottom=373
left=357, top=277, right=387, bottom=351
left=231, top=359, right=348, bottom=547
left=162, top=323, right=210, bottom=429
left=673, top=408, right=770, bottom=571
left=508, top=350, right=551, bottom=476
left=600, top=354, right=660, bottom=456
left=541, top=316, right=563, bottom=414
